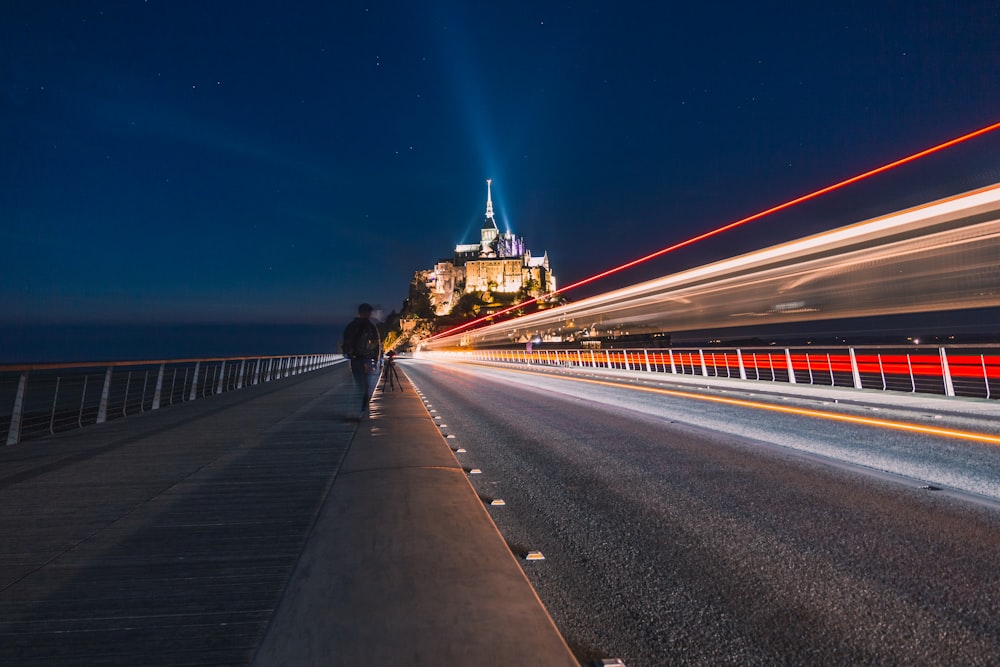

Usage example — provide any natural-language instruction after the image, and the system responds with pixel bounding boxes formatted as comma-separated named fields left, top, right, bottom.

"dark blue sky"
left=3, top=1, right=999, bottom=338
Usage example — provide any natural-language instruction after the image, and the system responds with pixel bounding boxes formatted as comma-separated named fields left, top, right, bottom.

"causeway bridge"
left=2, top=347, right=999, bottom=665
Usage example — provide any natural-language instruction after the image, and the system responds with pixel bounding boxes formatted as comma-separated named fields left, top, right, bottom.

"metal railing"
left=1, top=354, right=340, bottom=446
left=424, top=345, right=1000, bottom=401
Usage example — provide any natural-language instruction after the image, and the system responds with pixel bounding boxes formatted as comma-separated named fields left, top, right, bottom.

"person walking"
left=341, top=303, right=383, bottom=417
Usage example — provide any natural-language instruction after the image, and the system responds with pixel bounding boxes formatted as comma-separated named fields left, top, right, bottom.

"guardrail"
left=425, top=345, right=1000, bottom=401
left=1, top=354, right=340, bottom=446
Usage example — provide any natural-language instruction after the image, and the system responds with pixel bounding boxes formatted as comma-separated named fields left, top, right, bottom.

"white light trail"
left=424, top=182, right=1000, bottom=349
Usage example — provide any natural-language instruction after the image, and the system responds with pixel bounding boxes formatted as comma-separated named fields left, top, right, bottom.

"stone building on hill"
left=414, top=180, right=556, bottom=316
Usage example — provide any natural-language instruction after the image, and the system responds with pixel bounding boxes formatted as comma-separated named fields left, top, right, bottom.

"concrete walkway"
left=252, top=368, right=577, bottom=666
left=0, top=362, right=576, bottom=666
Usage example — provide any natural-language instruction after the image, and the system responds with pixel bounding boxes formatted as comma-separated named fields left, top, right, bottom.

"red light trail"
left=426, top=119, right=1000, bottom=343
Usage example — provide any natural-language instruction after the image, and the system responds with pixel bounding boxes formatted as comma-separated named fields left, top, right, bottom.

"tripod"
left=380, top=356, right=402, bottom=391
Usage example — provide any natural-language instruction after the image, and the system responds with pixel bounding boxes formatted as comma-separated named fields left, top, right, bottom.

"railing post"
left=983, top=354, right=991, bottom=400
left=669, top=349, right=676, bottom=374
left=216, top=361, right=226, bottom=394
left=189, top=362, right=201, bottom=401
left=785, top=349, right=796, bottom=384
left=96, top=367, right=113, bottom=424
left=152, top=364, right=165, bottom=410
left=78, top=375, right=88, bottom=427
left=940, top=347, right=955, bottom=397
left=49, top=376, right=60, bottom=434
left=605, top=350, right=612, bottom=369
left=237, top=360, right=245, bottom=389
left=623, top=350, right=630, bottom=371
left=736, top=349, right=747, bottom=380
left=6, top=372, right=27, bottom=446
left=140, top=371, right=149, bottom=411
left=699, top=349, right=708, bottom=377
left=849, top=348, right=863, bottom=390
left=121, top=371, right=132, bottom=417
left=644, top=349, right=652, bottom=373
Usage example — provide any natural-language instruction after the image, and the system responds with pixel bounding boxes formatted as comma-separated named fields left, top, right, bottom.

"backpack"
left=343, top=319, right=380, bottom=358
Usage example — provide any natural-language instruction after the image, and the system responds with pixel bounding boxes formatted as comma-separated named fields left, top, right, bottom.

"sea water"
left=0, top=323, right=343, bottom=364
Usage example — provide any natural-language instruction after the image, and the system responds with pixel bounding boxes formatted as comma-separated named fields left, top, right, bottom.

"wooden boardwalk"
left=0, top=364, right=359, bottom=666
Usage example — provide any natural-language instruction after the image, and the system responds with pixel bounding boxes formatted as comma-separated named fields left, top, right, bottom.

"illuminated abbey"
left=415, top=180, right=556, bottom=316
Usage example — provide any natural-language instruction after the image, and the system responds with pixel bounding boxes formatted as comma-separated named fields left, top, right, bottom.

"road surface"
left=399, top=358, right=1000, bottom=666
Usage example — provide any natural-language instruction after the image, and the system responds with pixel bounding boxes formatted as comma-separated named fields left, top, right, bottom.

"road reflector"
left=601, top=660, right=626, bottom=667
left=524, top=551, right=545, bottom=561
left=469, top=468, right=482, bottom=474
left=456, top=448, right=466, bottom=453
left=490, top=499, right=505, bottom=506
left=446, top=434, right=456, bottom=439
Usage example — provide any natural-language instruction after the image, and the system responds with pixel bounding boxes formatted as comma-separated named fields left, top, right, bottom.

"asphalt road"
left=398, top=358, right=1000, bottom=667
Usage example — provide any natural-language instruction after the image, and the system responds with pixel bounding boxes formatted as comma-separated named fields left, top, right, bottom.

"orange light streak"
left=428, top=118, right=1000, bottom=343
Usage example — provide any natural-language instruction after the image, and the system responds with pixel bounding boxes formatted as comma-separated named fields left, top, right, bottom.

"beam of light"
left=458, top=362, right=1000, bottom=446
left=426, top=119, right=1000, bottom=343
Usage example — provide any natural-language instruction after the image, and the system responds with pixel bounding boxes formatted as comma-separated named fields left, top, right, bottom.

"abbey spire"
left=480, top=178, right=499, bottom=254
left=485, top=178, right=495, bottom=222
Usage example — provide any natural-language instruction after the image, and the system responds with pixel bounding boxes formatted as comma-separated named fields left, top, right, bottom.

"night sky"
left=3, top=1, right=1000, bottom=361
